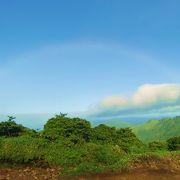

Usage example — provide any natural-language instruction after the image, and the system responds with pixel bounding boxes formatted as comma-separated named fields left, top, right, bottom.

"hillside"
left=132, top=116, right=180, bottom=142
left=0, top=114, right=180, bottom=178
left=91, top=118, right=132, bottom=128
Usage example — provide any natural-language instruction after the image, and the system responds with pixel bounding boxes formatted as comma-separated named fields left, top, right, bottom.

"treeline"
left=0, top=114, right=179, bottom=176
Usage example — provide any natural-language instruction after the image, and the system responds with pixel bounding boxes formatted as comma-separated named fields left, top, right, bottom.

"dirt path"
left=0, top=167, right=60, bottom=180
left=0, top=167, right=180, bottom=180
left=0, top=167, right=179, bottom=180
left=0, top=157, right=179, bottom=180
left=76, top=169, right=180, bottom=180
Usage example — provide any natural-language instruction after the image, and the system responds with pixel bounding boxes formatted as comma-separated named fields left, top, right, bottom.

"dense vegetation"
left=0, top=114, right=179, bottom=177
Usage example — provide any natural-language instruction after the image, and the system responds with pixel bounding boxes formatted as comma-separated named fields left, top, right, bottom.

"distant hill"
left=132, top=116, right=180, bottom=143
left=91, top=118, right=132, bottom=128
left=91, top=116, right=180, bottom=143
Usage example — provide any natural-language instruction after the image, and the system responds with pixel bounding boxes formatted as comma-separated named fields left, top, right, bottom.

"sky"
left=1, top=0, right=180, bottom=123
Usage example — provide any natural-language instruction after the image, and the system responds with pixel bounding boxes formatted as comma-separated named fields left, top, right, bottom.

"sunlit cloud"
left=86, top=83, right=180, bottom=119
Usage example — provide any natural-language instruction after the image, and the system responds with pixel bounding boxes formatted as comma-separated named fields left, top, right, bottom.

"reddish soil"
left=0, top=156, right=179, bottom=180
left=0, top=167, right=60, bottom=180
left=0, top=167, right=179, bottom=180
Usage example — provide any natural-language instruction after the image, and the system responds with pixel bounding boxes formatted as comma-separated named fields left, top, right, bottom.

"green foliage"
left=62, top=162, right=104, bottom=176
left=132, top=117, right=180, bottom=142
left=0, top=117, right=26, bottom=137
left=91, top=124, right=116, bottom=144
left=44, top=143, right=84, bottom=166
left=91, top=125, right=145, bottom=153
left=0, top=114, right=179, bottom=177
left=115, top=128, right=145, bottom=153
left=167, top=136, right=180, bottom=151
left=0, top=136, right=47, bottom=163
left=43, top=114, right=92, bottom=143
left=148, top=141, right=168, bottom=151
left=59, top=143, right=129, bottom=177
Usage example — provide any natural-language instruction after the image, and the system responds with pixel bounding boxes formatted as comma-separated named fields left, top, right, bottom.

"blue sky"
left=1, top=0, right=180, bottom=121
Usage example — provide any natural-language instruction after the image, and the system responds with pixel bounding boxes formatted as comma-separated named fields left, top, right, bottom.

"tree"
left=91, top=126, right=144, bottom=153
left=167, top=136, right=180, bottom=151
left=0, top=116, right=25, bottom=137
left=8, top=116, right=16, bottom=121
left=148, top=141, right=168, bottom=151
left=43, top=114, right=92, bottom=143
left=91, top=124, right=116, bottom=144
left=115, top=128, right=144, bottom=153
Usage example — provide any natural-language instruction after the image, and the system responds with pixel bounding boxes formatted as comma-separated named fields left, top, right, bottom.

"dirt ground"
left=0, top=167, right=60, bottom=180
left=0, top=157, right=179, bottom=180
left=0, top=167, right=179, bottom=180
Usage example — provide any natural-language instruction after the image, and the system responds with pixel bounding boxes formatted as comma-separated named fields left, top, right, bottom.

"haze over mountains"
left=0, top=112, right=174, bottom=130
left=91, top=118, right=132, bottom=128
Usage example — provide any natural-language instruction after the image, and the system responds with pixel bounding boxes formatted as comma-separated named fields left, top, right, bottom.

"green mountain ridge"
left=132, top=116, right=180, bottom=143
left=92, top=116, right=180, bottom=143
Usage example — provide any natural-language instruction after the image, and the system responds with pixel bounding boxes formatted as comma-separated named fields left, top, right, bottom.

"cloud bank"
left=86, top=84, right=180, bottom=119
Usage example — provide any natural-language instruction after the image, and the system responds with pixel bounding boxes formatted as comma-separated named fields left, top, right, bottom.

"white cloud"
left=100, top=84, right=180, bottom=108
left=100, top=96, right=128, bottom=108
left=132, top=84, right=180, bottom=106
left=87, top=83, right=180, bottom=118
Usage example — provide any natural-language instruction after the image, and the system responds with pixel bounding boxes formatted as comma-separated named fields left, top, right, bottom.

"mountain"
left=90, top=118, right=132, bottom=128
left=132, top=116, right=180, bottom=143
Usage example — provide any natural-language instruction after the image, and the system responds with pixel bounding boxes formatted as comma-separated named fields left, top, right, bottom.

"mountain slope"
left=132, top=116, right=180, bottom=142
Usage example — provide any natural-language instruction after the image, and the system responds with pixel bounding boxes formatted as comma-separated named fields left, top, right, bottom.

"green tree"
left=91, top=124, right=116, bottom=144
left=148, top=141, right=168, bottom=151
left=115, top=128, right=144, bottom=153
left=0, top=116, right=25, bottom=137
left=167, top=136, right=180, bottom=151
left=43, top=114, right=92, bottom=143
left=91, top=126, right=144, bottom=153
left=0, top=116, right=35, bottom=137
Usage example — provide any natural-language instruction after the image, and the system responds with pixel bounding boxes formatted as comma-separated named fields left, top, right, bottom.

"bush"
left=0, top=119, right=24, bottom=137
left=148, top=141, right=168, bottom=151
left=43, top=114, right=92, bottom=143
left=0, top=116, right=36, bottom=137
left=91, top=124, right=116, bottom=144
left=44, top=142, right=84, bottom=166
left=167, top=136, right=180, bottom=151
left=0, top=136, right=47, bottom=163
left=91, top=126, right=145, bottom=153
left=115, top=128, right=145, bottom=153
left=58, top=143, right=129, bottom=177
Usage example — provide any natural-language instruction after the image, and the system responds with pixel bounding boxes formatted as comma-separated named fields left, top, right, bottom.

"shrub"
left=167, top=136, right=180, bottom=151
left=44, top=142, right=84, bottom=166
left=148, top=141, right=168, bottom=151
left=0, top=116, right=36, bottom=137
left=59, top=143, right=129, bottom=177
left=0, top=136, right=47, bottom=163
left=43, top=114, right=92, bottom=143
left=0, top=118, right=24, bottom=137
